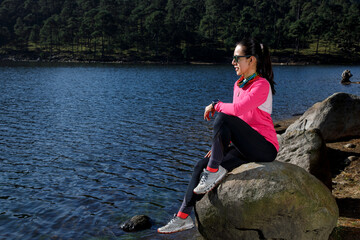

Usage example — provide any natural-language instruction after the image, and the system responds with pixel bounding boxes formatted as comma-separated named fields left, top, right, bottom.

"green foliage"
left=0, top=0, right=359, bottom=61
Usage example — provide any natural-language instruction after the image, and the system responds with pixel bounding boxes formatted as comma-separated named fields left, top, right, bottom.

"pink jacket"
left=214, top=77, right=279, bottom=151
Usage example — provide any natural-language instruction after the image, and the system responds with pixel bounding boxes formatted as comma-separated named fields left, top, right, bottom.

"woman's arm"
left=215, top=80, right=269, bottom=116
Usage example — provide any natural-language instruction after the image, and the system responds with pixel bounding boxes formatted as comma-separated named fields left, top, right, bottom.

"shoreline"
left=1, top=58, right=358, bottom=67
left=1, top=52, right=360, bottom=66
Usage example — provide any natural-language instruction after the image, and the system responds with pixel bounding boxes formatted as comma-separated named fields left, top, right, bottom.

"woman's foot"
left=157, top=215, right=194, bottom=234
left=193, top=166, right=227, bottom=194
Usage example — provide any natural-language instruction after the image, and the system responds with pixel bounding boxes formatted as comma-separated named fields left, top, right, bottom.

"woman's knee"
left=213, top=112, right=226, bottom=128
left=213, top=112, right=228, bottom=135
left=213, top=113, right=234, bottom=142
left=213, top=112, right=237, bottom=130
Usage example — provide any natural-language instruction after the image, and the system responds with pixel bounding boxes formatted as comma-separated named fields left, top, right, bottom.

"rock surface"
left=285, top=92, right=360, bottom=142
left=120, top=215, right=152, bottom=232
left=276, top=128, right=332, bottom=189
left=341, top=69, right=353, bottom=84
left=195, top=161, right=338, bottom=240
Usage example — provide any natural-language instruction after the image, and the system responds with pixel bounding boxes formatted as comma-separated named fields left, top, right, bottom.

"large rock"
left=195, top=161, right=338, bottom=240
left=285, top=92, right=360, bottom=142
left=276, top=128, right=332, bottom=189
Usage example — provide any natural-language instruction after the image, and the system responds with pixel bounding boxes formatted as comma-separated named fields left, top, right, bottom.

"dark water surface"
left=0, top=62, right=359, bottom=239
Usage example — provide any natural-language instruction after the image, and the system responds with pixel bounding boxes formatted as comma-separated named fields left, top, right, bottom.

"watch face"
left=212, top=100, right=219, bottom=107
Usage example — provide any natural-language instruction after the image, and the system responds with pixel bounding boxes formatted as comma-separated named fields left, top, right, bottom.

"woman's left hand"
left=204, top=104, right=215, bottom=121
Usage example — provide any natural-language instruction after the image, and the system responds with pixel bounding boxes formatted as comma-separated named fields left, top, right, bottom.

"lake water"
left=0, top=62, right=359, bottom=239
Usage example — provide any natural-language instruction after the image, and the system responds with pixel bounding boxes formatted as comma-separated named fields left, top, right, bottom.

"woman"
left=158, top=38, right=279, bottom=234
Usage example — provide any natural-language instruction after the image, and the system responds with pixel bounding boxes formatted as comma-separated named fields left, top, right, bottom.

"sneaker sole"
left=157, top=224, right=195, bottom=234
left=193, top=171, right=227, bottom=195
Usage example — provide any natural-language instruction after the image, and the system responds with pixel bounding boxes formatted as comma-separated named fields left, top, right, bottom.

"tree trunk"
left=50, top=28, right=53, bottom=58
left=101, top=33, right=104, bottom=58
left=316, top=34, right=320, bottom=55
left=94, top=38, right=96, bottom=59
left=296, top=37, right=299, bottom=53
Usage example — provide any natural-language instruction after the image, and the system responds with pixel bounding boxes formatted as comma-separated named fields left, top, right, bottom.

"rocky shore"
left=169, top=114, right=360, bottom=240
left=170, top=100, right=360, bottom=240
left=274, top=117, right=360, bottom=240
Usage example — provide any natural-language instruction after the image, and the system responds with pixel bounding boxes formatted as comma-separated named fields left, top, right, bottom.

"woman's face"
left=232, top=44, right=252, bottom=76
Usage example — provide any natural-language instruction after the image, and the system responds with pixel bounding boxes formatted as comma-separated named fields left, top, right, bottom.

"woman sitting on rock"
left=158, top=38, right=279, bottom=234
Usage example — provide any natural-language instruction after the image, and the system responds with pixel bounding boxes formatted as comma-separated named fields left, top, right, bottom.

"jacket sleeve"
left=214, top=80, right=269, bottom=116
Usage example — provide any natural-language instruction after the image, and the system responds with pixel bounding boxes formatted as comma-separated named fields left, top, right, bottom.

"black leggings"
left=179, top=112, right=277, bottom=215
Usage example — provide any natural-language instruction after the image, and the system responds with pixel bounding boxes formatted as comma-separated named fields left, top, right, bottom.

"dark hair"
left=236, top=38, right=276, bottom=94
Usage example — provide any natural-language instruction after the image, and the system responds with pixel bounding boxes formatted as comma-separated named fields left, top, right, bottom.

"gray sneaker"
left=157, top=214, right=194, bottom=234
left=193, top=166, right=227, bottom=194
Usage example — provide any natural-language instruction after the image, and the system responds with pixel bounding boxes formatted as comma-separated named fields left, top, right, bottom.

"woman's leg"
left=207, top=112, right=277, bottom=171
left=178, top=146, right=248, bottom=216
left=178, top=157, right=209, bottom=216
left=158, top=158, right=210, bottom=233
left=159, top=113, right=277, bottom=233
left=158, top=144, right=250, bottom=233
left=193, top=113, right=277, bottom=194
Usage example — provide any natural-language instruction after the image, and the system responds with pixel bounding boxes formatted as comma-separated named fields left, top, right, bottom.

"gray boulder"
left=276, top=128, right=332, bottom=189
left=195, top=161, right=338, bottom=240
left=285, top=92, right=360, bottom=142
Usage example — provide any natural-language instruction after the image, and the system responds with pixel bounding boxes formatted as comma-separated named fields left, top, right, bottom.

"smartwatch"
left=212, top=99, right=220, bottom=108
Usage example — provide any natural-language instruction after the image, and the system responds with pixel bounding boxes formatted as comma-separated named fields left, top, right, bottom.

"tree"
left=29, top=24, right=40, bottom=44
left=145, top=10, right=165, bottom=56
left=95, top=9, right=117, bottom=57
left=80, top=8, right=98, bottom=54
left=337, top=2, right=360, bottom=53
left=0, top=26, right=10, bottom=47
left=199, top=0, right=223, bottom=41
left=14, top=17, right=28, bottom=47
left=40, top=15, right=60, bottom=55
left=0, top=0, right=359, bottom=61
left=286, top=0, right=310, bottom=53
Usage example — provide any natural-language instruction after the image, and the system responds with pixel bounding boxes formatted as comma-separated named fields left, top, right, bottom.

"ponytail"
left=236, top=38, right=276, bottom=94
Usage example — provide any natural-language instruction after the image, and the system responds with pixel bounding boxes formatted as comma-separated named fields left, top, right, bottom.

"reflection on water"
left=0, top=62, right=359, bottom=239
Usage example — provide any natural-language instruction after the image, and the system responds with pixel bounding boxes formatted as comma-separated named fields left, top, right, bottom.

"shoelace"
left=168, top=214, right=177, bottom=225
left=199, top=171, right=209, bottom=185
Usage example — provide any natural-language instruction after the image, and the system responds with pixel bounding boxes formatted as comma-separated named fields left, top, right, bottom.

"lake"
left=0, top=62, right=359, bottom=239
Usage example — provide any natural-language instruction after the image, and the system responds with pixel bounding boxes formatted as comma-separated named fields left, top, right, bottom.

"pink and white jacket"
left=214, top=76, right=279, bottom=151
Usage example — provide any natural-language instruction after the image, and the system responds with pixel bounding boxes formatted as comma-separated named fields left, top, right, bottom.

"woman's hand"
left=204, top=104, right=215, bottom=121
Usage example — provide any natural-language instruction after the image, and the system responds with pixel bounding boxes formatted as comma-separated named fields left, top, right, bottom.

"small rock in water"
left=344, top=143, right=356, bottom=148
left=120, top=215, right=152, bottom=232
left=341, top=69, right=353, bottom=84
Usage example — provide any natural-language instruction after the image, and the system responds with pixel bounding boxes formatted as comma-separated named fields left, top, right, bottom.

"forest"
left=0, top=0, right=359, bottom=63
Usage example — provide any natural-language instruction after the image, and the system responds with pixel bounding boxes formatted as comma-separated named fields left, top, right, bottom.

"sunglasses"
left=233, top=55, right=251, bottom=63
